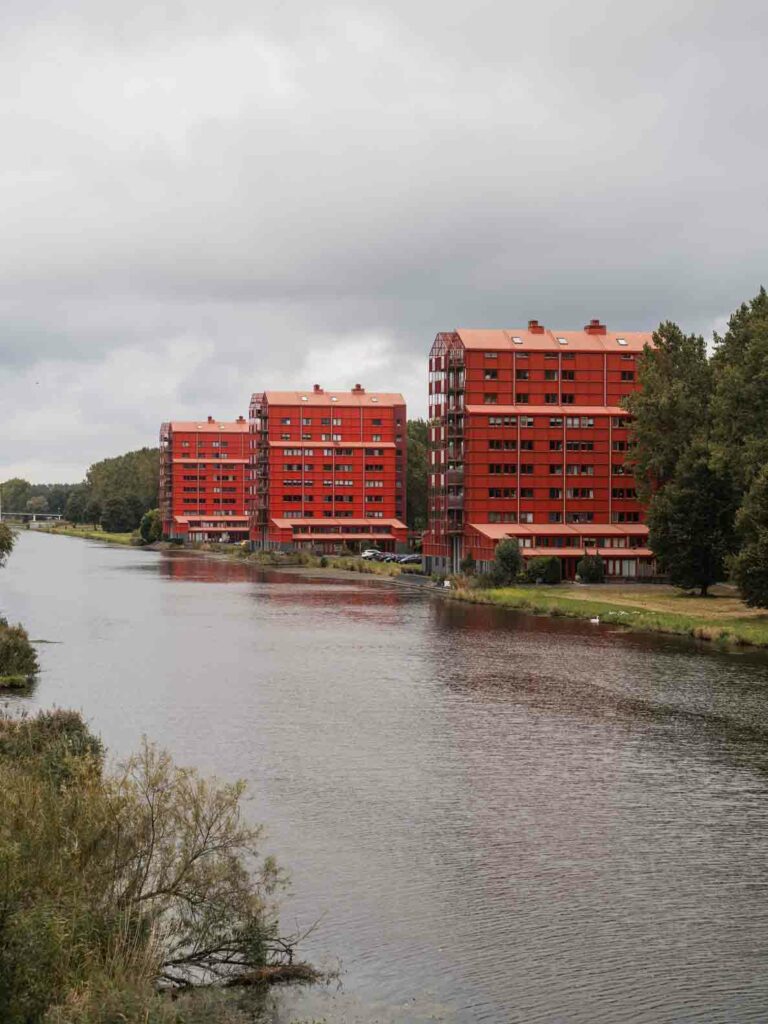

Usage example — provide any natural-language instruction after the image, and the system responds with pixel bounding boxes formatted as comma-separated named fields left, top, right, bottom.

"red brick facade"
left=424, top=321, right=656, bottom=577
left=248, top=386, right=408, bottom=552
left=159, top=417, right=249, bottom=542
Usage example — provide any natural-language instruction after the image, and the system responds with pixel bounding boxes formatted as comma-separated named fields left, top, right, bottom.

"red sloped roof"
left=454, top=329, right=651, bottom=353
left=257, top=391, right=405, bottom=408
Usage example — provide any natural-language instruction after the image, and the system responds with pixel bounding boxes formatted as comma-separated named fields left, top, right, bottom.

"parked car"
left=398, top=554, right=423, bottom=565
left=361, top=549, right=382, bottom=560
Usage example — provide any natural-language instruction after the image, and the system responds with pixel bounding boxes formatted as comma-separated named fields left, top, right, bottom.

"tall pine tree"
left=731, top=466, right=768, bottom=608
left=623, top=321, right=711, bottom=500
left=711, top=287, right=768, bottom=492
left=647, top=444, right=736, bottom=596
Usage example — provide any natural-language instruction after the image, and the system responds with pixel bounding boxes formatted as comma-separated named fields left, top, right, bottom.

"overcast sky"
left=2, top=0, right=767, bottom=482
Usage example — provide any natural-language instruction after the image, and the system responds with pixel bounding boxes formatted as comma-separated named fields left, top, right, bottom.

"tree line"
left=1, top=448, right=159, bottom=534
left=626, top=286, right=768, bottom=602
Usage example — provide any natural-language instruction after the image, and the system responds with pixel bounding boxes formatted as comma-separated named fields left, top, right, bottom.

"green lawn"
left=450, top=583, right=768, bottom=649
left=32, top=524, right=137, bottom=546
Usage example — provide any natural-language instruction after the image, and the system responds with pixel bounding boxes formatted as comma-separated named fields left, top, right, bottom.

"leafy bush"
left=460, top=552, right=476, bottom=575
left=525, top=556, right=561, bottom=584
left=0, top=710, right=304, bottom=1023
left=490, top=538, right=524, bottom=585
left=139, top=509, right=163, bottom=544
left=0, top=618, right=39, bottom=685
left=577, top=553, right=606, bottom=583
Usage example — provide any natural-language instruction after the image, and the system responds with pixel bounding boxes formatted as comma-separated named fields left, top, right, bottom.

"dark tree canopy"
left=647, top=445, right=736, bottom=595
left=732, top=466, right=768, bottom=608
left=406, top=419, right=428, bottom=531
left=711, top=287, right=768, bottom=492
left=624, top=322, right=712, bottom=500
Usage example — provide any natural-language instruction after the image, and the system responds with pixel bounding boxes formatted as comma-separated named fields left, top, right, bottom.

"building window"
left=621, top=371, right=635, bottom=381
left=561, top=370, right=575, bottom=381
left=516, top=370, right=529, bottom=380
left=516, top=393, right=529, bottom=404
left=549, top=488, right=562, bottom=499
left=548, top=512, right=563, bottom=523
left=544, top=370, right=558, bottom=381
left=549, top=440, right=563, bottom=451
left=520, top=512, right=534, bottom=523
left=561, top=394, right=575, bottom=405
left=483, top=394, right=498, bottom=405
left=544, top=394, right=558, bottom=404
left=484, top=370, right=498, bottom=380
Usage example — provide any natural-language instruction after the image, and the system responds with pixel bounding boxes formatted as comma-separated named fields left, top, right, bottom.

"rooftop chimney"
left=313, top=384, right=323, bottom=393
left=352, top=383, right=365, bottom=393
left=236, top=415, right=245, bottom=423
left=207, top=415, right=214, bottom=423
left=584, top=318, right=607, bottom=335
left=528, top=319, right=545, bottom=334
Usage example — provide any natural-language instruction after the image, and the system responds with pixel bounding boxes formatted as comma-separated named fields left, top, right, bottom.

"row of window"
left=282, top=495, right=386, bottom=504
left=486, top=439, right=631, bottom=452
left=279, top=417, right=387, bottom=426
left=278, top=432, right=389, bottom=442
left=486, top=487, right=635, bottom=500
left=482, top=351, right=634, bottom=362
left=279, top=447, right=389, bottom=457
left=282, top=510, right=387, bottom=519
left=282, top=463, right=387, bottom=472
left=487, top=416, right=630, bottom=428
left=474, top=510, right=642, bottom=524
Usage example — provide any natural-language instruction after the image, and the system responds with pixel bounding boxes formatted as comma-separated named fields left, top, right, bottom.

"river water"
left=3, top=531, right=768, bottom=1023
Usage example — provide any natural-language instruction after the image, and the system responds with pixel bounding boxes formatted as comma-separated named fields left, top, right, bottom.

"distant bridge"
left=0, top=512, right=64, bottom=522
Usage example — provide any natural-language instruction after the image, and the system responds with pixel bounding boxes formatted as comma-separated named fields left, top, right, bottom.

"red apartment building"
left=248, top=385, right=408, bottom=553
left=424, top=319, right=656, bottom=578
left=159, top=417, right=250, bottom=542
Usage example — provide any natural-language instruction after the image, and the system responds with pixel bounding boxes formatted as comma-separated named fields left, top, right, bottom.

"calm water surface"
left=3, top=531, right=768, bottom=1023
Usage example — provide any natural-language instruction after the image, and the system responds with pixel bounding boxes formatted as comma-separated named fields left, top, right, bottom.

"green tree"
left=26, top=496, right=49, bottom=515
left=577, top=553, right=605, bottom=583
left=732, top=466, right=768, bottom=607
left=0, top=478, right=33, bottom=515
left=526, top=555, right=561, bottom=584
left=65, top=491, right=87, bottom=524
left=100, top=496, right=134, bottom=534
left=624, top=322, right=712, bottom=499
left=0, top=523, right=13, bottom=566
left=0, top=710, right=307, bottom=1023
left=406, top=419, right=428, bottom=531
left=139, top=508, right=163, bottom=544
left=711, top=287, right=768, bottom=492
left=83, top=499, right=102, bottom=525
left=85, top=448, right=159, bottom=517
left=647, top=445, right=736, bottom=595
left=491, top=537, right=524, bottom=585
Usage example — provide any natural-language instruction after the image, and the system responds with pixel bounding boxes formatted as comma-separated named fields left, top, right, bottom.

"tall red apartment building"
left=248, top=385, right=408, bottom=552
left=159, top=417, right=250, bottom=542
left=424, top=319, right=656, bottom=578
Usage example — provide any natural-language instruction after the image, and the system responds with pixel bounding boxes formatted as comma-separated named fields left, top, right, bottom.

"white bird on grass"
left=590, top=616, right=600, bottom=625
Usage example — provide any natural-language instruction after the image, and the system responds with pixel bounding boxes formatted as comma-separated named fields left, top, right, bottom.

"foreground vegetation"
left=0, top=709, right=316, bottom=1023
left=450, top=582, right=768, bottom=648
left=0, top=524, right=39, bottom=688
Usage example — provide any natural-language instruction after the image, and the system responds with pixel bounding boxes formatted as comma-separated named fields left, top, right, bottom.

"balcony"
left=446, top=493, right=464, bottom=511
left=445, top=468, right=464, bottom=486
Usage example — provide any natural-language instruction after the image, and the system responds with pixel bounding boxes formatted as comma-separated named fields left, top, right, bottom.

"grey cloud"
left=1, top=0, right=767, bottom=480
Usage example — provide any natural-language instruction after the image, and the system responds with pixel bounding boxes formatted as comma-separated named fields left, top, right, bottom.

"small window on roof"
left=301, top=396, right=308, bottom=401
left=512, top=336, right=523, bottom=345
left=557, top=337, right=568, bottom=345
left=371, top=396, right=379, bottom=402
left=330, top=396, right=338, bottom=402
left=617, top=338, right=628, bottom=346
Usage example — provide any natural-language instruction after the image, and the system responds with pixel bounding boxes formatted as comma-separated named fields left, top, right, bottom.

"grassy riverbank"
left=449, top=582, right=768, bottom=648
left=33, top=523, right=137, bottom=545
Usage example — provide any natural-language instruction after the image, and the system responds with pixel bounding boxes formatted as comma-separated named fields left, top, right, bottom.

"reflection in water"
left=3, top=532, right=768, bottom=1023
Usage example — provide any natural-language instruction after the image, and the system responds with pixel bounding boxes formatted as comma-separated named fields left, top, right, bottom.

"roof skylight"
left=617, top=338, right=628, bottom=346
left=557, top=337, right=568, bottom=345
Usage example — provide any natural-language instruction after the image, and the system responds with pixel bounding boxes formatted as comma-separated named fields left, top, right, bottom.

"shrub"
left=0, top=710, right=304, bottom=1022
left=460, top=552, right=476, bottom=575
left=525, top=556, right=561, bottom=584
left=490, top=538, right=524, bottom=585
left=0, top=618, right=39, bottom=685
left=576, top=553, right=605, bottom=583
left=139, top=509, right=163, bottom=544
